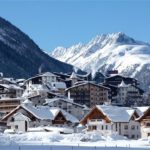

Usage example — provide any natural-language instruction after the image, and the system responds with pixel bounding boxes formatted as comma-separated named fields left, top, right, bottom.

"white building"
left=2, top=99, right=79, bottom=133
left=117, top=81, right=143, bottom=106
left=80, top=105, right=141, bottom=139
left=136, top=106, right=150, bottom=138
left=23, top=72, right=67, bottom=97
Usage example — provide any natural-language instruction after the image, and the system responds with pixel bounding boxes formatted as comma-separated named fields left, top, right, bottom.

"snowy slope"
left=50, top=32, right=150, bottom=90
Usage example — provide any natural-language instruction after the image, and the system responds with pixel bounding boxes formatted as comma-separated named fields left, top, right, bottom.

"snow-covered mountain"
left=51, top=32, right=150, bottom=91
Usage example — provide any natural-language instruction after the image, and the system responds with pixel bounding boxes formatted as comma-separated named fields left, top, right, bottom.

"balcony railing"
left=88, top=119, right=106, bottom=125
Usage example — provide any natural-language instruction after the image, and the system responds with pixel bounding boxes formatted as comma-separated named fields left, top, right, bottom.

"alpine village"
left=0, top=69, right=149, bottom=140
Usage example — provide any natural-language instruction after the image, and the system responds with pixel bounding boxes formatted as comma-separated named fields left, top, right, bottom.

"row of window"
left=124, top=125, right=139, bottom=130
left=88, top=125, right=108, bottom=130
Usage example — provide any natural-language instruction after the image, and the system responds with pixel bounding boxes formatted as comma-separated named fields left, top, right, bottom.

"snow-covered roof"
left=23, top=105, right=79, bottom=123
left=135, top=106, right=149, bottom=117
left=60, top=108, right=79, bottom=123
left=0, top=84, right=23, bottom=90
left=13, top=112, right=31, bottom=121
left=0, top=97, right=23, bottom=101
left=16, top=79, right=25, bottom=82
left=66, top=82, right=110, bottom=91
left=22, top=99, right=33, bottom=104
left=3, top=104, right=79, bottom=123
left=22, top=105, right=54, bottom=120
left=51, top=82, right=66, bottom=89
left=96, top=105, right=135, bottom=122
left=2, top=78, right=16, bottom=84
left=45, top=97, right=85, bottom=108
left=118, top=80, right=129, bottom=88
left=70, top=72, right=77, bottom=79
left=24, top=72, right=58, bottom=84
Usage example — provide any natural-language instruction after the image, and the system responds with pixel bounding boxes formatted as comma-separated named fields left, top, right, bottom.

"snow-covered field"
left=0, top=131, right=150, bottom=150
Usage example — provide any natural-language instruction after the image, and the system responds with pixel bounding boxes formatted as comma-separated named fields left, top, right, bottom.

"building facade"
left=80, top=105, right=141, bottom=139
left=66, top=82, right=110, bottom=107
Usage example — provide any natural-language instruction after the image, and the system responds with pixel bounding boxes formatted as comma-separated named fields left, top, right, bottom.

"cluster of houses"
left=0, top=71, right=149, bottom=139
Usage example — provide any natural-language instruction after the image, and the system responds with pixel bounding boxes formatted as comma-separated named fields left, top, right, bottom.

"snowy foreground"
left=0, top=131, right=150, bottom=150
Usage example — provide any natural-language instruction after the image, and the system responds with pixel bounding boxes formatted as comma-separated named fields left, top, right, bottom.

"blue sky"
left=0, top=0, right=150, bottom=51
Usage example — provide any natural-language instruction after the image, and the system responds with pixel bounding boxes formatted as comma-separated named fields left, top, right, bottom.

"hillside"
left=0, top=17, right=74, bottom=78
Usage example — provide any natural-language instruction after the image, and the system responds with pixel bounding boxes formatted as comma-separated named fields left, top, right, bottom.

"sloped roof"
left=135, top=106, right=149, bottom=117
left=118, top=80, right=129, bottom=88
left=96, top=105, right=135, bottom=122
left=0, top=84, right=23, bottom=90
left=66, top=81, right=110, bottom=91
left=70, top=72, right=78, bottom=79
left=136, top=106, right=150, bottom=121
left=24, top=72, right=58, bottom=83
left=44, top=97, right=85, bottom=108
left=2, top=104, right=79, bottom=123
left=51, top=82, right=66, bottom=89
left=13, top=112, right=31, bottom=121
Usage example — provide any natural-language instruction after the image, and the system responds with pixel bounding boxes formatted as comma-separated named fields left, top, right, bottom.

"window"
left=106, top=125, right=108, bottom=130
left=131, top=135, right=135, bottom=139
left=131, top=125, right=135, bottom=130
left=101, top=125, right=103, bottom=130
left=15, top=125, right=18, bottom=129
left=11, top=117, right=14, bottom=122
left=88, top=126, right=92, bottom=130
left=124, top=125, right=128, bottom=130
left=124, top=134, right=128, bottom=138
left=146, top=123, right=150, bottom=127
left=92, top=126, right=97, bottom=130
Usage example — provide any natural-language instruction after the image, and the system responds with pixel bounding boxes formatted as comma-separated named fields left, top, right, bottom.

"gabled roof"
left=0, top=97, right=23, bottom=102
left=96, top=105, right=135, bottom=122
left=0, top=84, right=23, bottom=90
left=135, top=106, right=149, bottom=117
left=66, top=81, right=110, bottom=91
left=118, top=80, right=129, bottom=88
left=13, top=112, right=31, bottom=121
left=44, top=97, right=85, bottom=108
left=136, top=106, right=150, bottom=121
left=2, top=104, right=79, bottom=123
left=70, top=72, right=78, bottom=79
left=24, top=72, right=58, bottom=84
left=80, top=105, right=137, bottom=124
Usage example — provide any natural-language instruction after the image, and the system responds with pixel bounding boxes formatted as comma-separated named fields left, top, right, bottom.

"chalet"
left=44, top=97, right=86, bottom=119
left=23, top=72, right=67, bottom=96
left=104, top=75, right=138, bottom=87
left=116, top=81, right=143, bottom=106
left=24, top=72, right=58, bottom=86
left=2, top=100, right=79, bottom=133
left=80, top=105, right=141, bottom=139
left=0, top=84, right=23, bottom=99
left=53, top=72, right=91, bottom=88
left=137, top=106, right=150, bottom=138
left=66, top=81, right=110, bottom=107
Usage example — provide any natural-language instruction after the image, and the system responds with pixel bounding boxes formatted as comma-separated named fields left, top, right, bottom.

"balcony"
left=87, top=119, right=106, bottom=125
